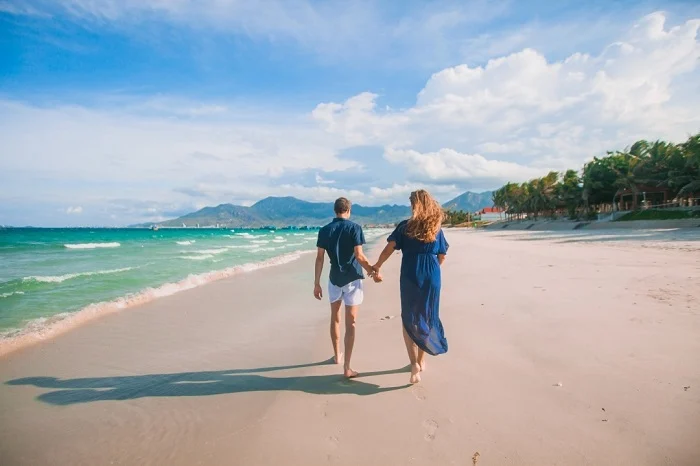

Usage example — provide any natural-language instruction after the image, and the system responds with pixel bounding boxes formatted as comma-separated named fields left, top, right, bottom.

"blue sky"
left=1, top=0, right=699, bottom=226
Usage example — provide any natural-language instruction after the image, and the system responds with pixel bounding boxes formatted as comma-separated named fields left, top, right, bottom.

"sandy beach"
left=1, top=229, right=699, bottom=465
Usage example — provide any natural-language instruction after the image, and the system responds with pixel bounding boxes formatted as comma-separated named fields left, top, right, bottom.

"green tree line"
left=443, top=209, right=472, bottom=225
left=491, top=132, right=700, bottom=221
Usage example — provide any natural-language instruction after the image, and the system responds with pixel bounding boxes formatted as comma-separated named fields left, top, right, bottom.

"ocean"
left=0, top=227, right=388, bottom=343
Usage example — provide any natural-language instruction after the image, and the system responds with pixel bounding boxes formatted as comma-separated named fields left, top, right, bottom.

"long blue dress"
left=388, top=220, right=449, bottom=356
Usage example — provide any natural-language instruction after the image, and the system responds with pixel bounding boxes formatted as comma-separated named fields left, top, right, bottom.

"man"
left=314, top=197, right=375, bottom=378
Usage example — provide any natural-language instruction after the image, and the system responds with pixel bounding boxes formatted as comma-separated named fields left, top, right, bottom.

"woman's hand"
left=371, top=265, right=383, bottom=283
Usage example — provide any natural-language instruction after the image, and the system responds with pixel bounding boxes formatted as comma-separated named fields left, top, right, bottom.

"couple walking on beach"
left=313, top=190, right=449, bottom=384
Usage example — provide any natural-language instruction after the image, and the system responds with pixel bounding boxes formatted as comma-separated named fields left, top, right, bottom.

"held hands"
left=315, top=266, right=383, bottom=299
left=371, top=265, right=383, bottom=283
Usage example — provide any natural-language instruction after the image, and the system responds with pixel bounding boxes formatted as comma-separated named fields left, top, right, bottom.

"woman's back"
left=390, top=220, right=448, bottom=257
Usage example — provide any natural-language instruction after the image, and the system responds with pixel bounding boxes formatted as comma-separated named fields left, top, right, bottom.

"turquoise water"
left=0, top=228, right=385, bottom=340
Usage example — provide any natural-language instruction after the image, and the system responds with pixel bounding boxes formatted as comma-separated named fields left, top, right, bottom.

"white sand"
left=1, top=229, right=699, bottom=465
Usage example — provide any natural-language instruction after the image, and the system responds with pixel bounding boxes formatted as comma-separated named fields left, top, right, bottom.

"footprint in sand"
left=319, top=400, right=330, bottom=418
left=413, top=385, right=427, bottom=401
left=423, top=419, right=438, bottom=441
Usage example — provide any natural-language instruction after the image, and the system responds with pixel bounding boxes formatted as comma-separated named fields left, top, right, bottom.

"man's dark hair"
left=334, top=197, right=351, bottom=214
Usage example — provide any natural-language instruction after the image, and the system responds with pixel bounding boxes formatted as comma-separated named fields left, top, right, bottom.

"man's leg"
left=343, top=304, right=359, bottom=378
left=330, top=300, right=343, bottom=364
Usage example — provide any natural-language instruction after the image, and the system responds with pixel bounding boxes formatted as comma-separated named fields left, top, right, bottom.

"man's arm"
left=353, top=245, right=375, bottom=276
left=352, top=225, right=374, bottom=277
left=313, top=247, right=325, bottom=300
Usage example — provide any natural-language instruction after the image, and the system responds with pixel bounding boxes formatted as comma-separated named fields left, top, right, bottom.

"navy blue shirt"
left=316, top=218, right=366, bottom=287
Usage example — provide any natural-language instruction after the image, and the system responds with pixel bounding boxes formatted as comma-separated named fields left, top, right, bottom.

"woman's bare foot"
left=418, top=359, right=426, bottom=372
left=333, top=352, right=343, bottom=365
left=344, top=367, right=359, bottom=378
left=410, top=363, right=422, bottom=384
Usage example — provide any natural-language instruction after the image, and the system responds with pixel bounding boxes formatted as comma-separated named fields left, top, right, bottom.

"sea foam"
left=180, top=254, right=215, bottom=260
left=64, top=242, right=121, bottom=249
left=23, top=267, right=135, bottom=283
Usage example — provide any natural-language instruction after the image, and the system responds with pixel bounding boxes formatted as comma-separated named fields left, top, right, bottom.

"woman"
left=372, top=189, right=449, bottom=384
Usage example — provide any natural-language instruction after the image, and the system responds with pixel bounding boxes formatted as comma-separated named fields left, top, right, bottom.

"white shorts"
left=328, top=279, right=364, bottom=306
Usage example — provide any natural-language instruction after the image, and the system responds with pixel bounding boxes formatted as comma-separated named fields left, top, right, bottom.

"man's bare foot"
left=333, top=352, right=343, bottom=365
left=410, top=363, right=422, bottom=384
left=344, top=368, right=359, bottom=378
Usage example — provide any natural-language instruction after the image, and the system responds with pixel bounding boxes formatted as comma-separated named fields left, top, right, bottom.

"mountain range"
left=145, top=191, right=493, bottom=228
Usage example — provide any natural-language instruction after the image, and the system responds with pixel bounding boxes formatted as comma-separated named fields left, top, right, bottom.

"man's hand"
left=314, top=283, right=323, bottom=300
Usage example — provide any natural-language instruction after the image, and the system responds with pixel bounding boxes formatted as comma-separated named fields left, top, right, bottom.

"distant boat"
left=150, top=225, right=159, bottom=231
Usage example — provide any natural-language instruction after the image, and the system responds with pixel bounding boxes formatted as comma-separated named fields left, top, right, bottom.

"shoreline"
left=0, top=249, right=315, bottom=358
left=0, top=230, right=391, bottom=359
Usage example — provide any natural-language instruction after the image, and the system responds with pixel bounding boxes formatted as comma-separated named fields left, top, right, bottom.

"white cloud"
left=66, top=206, right=83, bottom=214
left=315, top=173, right=335, bottom=185
left=0, top=97, right=356, bottom=189
left=384, top=148, right=542, bottom=185
left=311, top=92, right=410, bottom=147
left=0, top=96, right=363, bottom=225
left=313, top=12, right=700, bottom=180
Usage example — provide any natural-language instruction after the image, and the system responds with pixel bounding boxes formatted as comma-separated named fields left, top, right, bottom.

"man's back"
left=317, top=218, right=366, bottom=287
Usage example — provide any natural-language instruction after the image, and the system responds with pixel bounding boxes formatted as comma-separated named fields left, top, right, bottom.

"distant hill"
left=442, top=191, right=493, bottom=212
left=137, top=191, right=493, bottom=228
left=148, top=197, right=411, bottom=228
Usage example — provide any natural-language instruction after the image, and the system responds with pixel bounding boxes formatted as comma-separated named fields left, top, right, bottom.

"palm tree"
left=493, top=132, right=700, bottom=216
left=677, top=134, right=700, bottom=200
left=556, top=169, right=583, bottom=218
left=611, top=151, right=649, bottom=210
left=492, top=190, right=505, bottom=220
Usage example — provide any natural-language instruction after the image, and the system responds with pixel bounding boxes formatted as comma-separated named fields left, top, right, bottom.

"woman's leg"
left=417, top=348, right=426, bottom=371
left=402, top=326, right=421, bottom=383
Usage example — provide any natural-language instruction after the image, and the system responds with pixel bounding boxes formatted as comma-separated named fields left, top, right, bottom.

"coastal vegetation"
left=443, top=209, right=472, bottom=225
left=617, top=209, right=700, bottom=221
left=489, top=133, right=700, bottom=221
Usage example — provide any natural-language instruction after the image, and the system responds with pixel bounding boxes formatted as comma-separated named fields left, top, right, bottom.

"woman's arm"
left=373, top=241, right=397, bottom=271
left=437, top=254, right=446, bottom=266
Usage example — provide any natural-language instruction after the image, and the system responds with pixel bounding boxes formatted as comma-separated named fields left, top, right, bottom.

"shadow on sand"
left=6, top=359, right=411, bottom=406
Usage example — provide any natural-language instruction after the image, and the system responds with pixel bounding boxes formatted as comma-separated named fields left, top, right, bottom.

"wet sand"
left=1, top=230, right=699, bottom=465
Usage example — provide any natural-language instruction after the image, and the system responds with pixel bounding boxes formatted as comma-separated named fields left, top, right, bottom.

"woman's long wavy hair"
left=406, top=189, right=444, bottom=243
